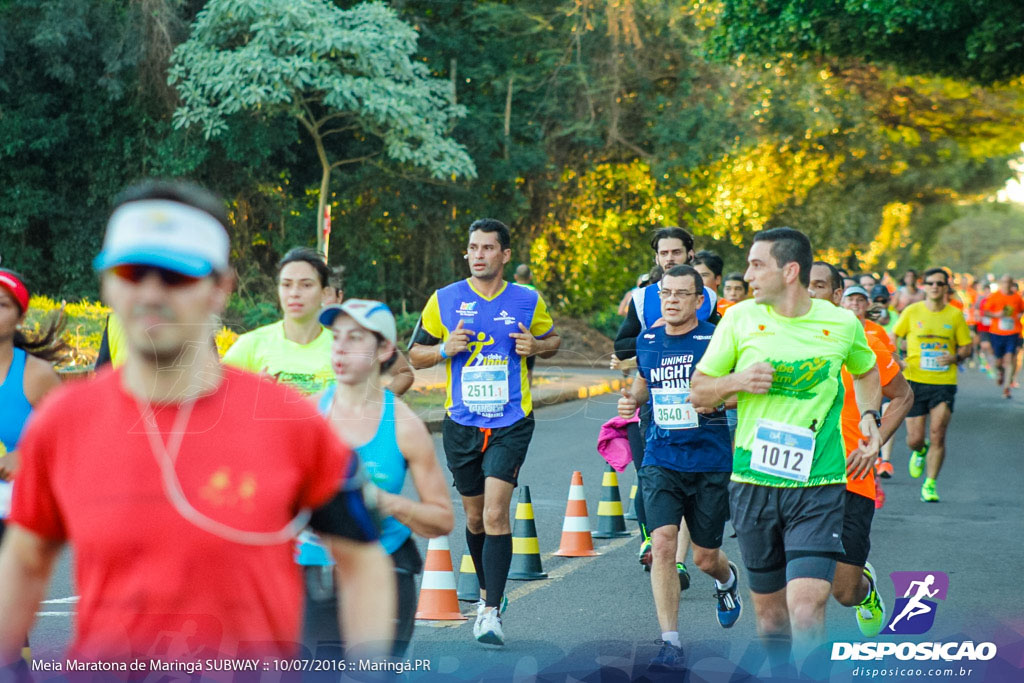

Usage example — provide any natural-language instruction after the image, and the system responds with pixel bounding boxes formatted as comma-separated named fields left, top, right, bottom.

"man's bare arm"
left=690, top=364, right=774, bottom=410
left=0, top=526, right=62, bottom=666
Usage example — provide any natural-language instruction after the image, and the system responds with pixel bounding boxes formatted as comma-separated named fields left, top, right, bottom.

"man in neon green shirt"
left=691, top=228, right=881, bottom=670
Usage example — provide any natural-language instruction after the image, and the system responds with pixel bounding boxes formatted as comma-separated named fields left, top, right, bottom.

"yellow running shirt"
left=222, top=321, right=334, bottom=396
left=892, top=302, right=971, bottom=385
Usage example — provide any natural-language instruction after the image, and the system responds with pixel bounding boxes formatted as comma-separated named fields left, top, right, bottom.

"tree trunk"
left=504, top=76, right=513, bottom=160
left=313, top=132, right=330, bottom=256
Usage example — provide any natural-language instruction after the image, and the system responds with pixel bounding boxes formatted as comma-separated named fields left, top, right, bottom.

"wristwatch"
left=861, top=409, right=882, bottom=429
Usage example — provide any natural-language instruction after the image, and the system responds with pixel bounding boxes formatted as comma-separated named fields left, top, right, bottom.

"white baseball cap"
left=842, top=285, right=871, bottom=300
left=319, top=299, right=397, bottom=344
left=93, top=199, right=230, bottom=277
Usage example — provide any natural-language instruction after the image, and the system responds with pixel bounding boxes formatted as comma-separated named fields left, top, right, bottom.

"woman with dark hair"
left=223, top=248, right=414, bottom=396
left=222, top=248, right=337, bottom=395
left=0, top=268, right=63, bottom=662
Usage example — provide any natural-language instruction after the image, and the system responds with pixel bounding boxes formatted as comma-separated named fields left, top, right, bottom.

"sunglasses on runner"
left=923, top=280, right=947, bottom=287
left=110, top=264, right=203, bottom=288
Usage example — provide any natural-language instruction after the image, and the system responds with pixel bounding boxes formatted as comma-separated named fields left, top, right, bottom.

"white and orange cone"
left=553, top=471, right=599, bottom=557
left=414, top=536, right=468, bottom=621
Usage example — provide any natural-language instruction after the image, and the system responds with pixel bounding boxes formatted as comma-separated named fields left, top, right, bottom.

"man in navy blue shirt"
left=617, top=264, right=741, bottom=673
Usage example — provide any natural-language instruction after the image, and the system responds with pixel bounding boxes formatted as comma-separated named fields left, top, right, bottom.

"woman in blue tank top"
left=0, top=269, right=63, bottom=661
left=300, top=299, right=453, bottom=657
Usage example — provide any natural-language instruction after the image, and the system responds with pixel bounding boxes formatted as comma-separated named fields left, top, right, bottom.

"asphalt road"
left=26, top=368, right=1024, bottom=682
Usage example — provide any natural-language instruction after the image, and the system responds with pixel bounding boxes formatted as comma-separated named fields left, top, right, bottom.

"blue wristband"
left=439, top=345, right=449, bottom=359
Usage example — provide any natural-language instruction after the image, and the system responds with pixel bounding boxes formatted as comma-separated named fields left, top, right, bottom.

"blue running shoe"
left=715, top=561, right=743, bottom=628
left=649, top=641, right=685, bottom=672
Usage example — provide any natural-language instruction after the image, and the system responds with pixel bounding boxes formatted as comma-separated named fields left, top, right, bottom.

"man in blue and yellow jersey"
left=410, top=219, right=560, bottom=647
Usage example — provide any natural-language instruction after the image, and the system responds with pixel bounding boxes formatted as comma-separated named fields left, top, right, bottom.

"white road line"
left=41, top=596, right=79, bottom=604
left=35, top=612, right=74, bottom=617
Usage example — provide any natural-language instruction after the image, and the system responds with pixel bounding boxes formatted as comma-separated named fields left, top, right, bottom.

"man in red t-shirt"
left=0, top=181, right=395, bottom=667
left=981, top=275, right=1024, bottom=399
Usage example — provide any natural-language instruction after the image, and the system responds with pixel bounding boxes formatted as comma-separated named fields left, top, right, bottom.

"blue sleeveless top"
left=296, top=387, right=411, bottom=564
left=632, top=281, right=718, bottom=331
left=1, top=348, right=33, bottom=519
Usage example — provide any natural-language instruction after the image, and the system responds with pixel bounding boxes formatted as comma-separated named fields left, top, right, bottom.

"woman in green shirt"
left=223, top=247, right=413, bottom=396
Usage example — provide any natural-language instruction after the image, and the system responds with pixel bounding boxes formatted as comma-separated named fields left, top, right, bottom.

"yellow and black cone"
left=592, top=465, right=631, bottom=538
left=624, top=483, right=638, bottom=521
left=508, top=486, right=548, bottom=580
left=456, top=552, right=481, bottom=602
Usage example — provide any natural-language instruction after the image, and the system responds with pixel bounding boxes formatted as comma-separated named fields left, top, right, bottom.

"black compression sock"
left=465, top=528, right=487, bottom=591
left=483, top=533, right=513, bottom=609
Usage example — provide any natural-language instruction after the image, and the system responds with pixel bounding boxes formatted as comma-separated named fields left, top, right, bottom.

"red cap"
left=0, top=269, right=30, bottom=313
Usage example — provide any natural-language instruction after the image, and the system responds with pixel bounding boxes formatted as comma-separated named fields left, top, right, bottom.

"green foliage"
left=588, top=303, right=626, bottom=341
left=711, top=0, right=1024, bottom=84
left=931, top=203, right=1024, bottom=275
left=3, top=0, right=1023, bottom=320
left=170, top=0, right=474, bottom=174
left=169, top=0, right=477, bottom=252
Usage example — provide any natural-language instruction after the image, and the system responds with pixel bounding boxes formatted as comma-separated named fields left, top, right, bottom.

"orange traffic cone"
left=414, top=536, right=467, bottom=621
left=554, top=471, right=599, bottom=557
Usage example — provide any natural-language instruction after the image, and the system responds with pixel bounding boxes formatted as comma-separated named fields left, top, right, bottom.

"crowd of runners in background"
left=0, top=178, right=1021, bottom=675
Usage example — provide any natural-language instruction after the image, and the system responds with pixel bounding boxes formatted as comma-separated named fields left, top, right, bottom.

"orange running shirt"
left=841, top=331, right=901, bottom=500
left=982, top=291, right=1024, bottom=336
left=864, top=319, right=896, bottom=353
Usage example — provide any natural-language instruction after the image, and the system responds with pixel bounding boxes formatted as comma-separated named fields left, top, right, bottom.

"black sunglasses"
left=111, top=264, right=202, bottom=288
left=923, top=280, right=947, bottom=287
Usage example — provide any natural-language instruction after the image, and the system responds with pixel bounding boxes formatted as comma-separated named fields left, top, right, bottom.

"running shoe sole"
left=476, top=630, right=504, bottom=646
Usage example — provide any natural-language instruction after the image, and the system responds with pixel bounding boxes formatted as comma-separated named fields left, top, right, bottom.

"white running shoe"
left=475, top=608, right=504, bottom=646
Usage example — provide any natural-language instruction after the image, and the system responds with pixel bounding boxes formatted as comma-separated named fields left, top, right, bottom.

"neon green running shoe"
left=921, top=478, right=940, bottom=503
left=909, top=441, right=929, bottom=479
left=639, top=538, right=653, bottom=571
left=855, top=561, right=886, bottom=637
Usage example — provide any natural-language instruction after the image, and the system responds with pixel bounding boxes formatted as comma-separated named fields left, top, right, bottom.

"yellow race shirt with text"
left=418, top=279, right=554, bottom=428
left=893, top=302, right=971, bottom=385
left=222, top=321, right=335, bottom=396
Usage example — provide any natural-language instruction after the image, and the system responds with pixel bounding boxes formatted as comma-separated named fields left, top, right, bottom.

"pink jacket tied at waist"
left=597, top=411, right=639, bottom=472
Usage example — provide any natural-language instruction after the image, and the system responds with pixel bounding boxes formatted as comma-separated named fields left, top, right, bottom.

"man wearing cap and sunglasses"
left=0, top=180, right=395, bottom=667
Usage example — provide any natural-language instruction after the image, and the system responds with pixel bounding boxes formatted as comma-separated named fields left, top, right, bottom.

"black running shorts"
left=442, top=414, right=534, bottom=496
left=639, top=467, right=730, bottom=549
left=907, top=380, right=956, bottom=417
left=729, top=482, right=845, bottom=588
left=837, top=490, right=875, bottom=567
